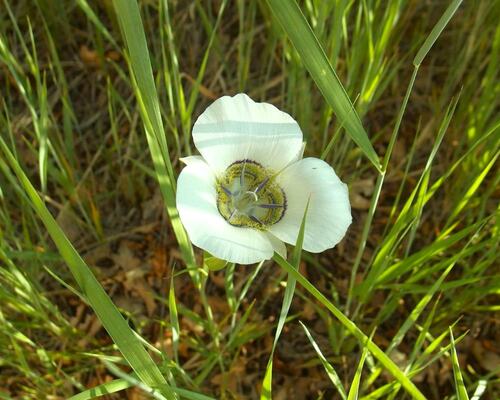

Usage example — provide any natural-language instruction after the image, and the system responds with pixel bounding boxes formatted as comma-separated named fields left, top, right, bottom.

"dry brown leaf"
left=112, top=242, right=141, bottom=271
left=115, top=295, right=145, bottom=317
left=350, top=192, right=372, bottom=210
left=56, top=207, right=83, bottom=244
left=127, top=387, right=149, bottom=400
left=141, top=190, right=163, bottom=222
left=438, top=359, right=452, bottom=386
left=181, top=316, right=204, bottom=335
left=150, top=246, right=169, bottom=278
left=301, top=302, right=316, bottom=320
left=69, top=303, right=86, bottom=327
left=211, top=362, right=246, bottom=395
left=207, top=295, right=230, bottom=315
left=274, top=387, right=288, bottom=400
left=79, top=45, right=101, bottom=68
left=83, top=243, right=111, bottom=266
left=389, top=138, right=408, bottom=166
left=472, top=340, right=500, bottom=372
left=120, top=266, right=156, bottom=316
left=132, top=278, right=157, bottom=316
left=299, top=261, right=308, bottom=279
left=77, top=315, right=102, bottom=347
left=209, top=271, right=225, bottom=288
left=351, top=178, right=375, bottom=196
left=349, top=178, right=375, bottom=210
left=182, top=73, right=218, bottom=100
left=105, top=50, right=121, bottom=62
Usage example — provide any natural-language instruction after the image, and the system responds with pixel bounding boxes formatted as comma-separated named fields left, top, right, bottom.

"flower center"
left=216, top=160, right=286, bottom=229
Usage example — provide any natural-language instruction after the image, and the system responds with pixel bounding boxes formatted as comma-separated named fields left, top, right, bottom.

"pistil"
left=216, top=160, right=286, bottom=229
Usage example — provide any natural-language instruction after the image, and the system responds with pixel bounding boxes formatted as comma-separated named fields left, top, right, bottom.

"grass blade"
left=346, top=65, right=419, bottom=313
left=75, top=0, right=119, bottom=48
left=266, top=0, right=381, bottom=171
left=69, top=379, right=132, bottom=400
left=272, top=253, right=426, bottom=400
left=0, top=137, right=175, bottom=398
left=169, top=274, right=180, bottom=365
left=261, top=202, right=309, bottom=399
left=111, top=0, right=198, bottom=284
left=347, top=345, right=369, bottom=400
left=300, top=321, right=347, bottom=399
left=449, top=328, right=470, bottom=400
left=414, top=0, right=464, bottom=66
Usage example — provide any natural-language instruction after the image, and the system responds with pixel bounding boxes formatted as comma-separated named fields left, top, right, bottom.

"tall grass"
left=0, top=0, right=498, bottom=399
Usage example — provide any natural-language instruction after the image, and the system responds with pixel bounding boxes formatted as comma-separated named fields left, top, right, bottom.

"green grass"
left=0, top=0, right=499, bottom=399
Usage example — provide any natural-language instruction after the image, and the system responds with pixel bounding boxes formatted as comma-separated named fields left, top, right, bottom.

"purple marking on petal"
left=258, top=203, right=284, bottom=209
left=228, top=159, right=262, bottom=168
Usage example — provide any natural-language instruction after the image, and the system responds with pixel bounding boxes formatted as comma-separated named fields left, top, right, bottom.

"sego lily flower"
left=176, top=94, right=352, bottom=265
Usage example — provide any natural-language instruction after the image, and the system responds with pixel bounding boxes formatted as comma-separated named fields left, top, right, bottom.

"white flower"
left=176, top=94, right=352, bottom=265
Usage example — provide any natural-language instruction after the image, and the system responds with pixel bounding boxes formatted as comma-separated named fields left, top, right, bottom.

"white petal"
left=265, top=232, right=287, bottom=259
left=192, top=93, right=303, bottom=174
left=268, top=158, right=352, bottom=253
left=179, top=155, right=205, bottom=166
left=176, top=157, right=274, bottom=264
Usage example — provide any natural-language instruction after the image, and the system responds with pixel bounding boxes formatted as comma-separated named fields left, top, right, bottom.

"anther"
left=254, top=177, right=269, bottom=194
left=249, top=215, right=263, bottom=225
left=221, top=185, right=232, bottom=196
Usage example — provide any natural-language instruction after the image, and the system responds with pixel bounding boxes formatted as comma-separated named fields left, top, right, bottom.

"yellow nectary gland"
left=216, top=160, right=286, bottom=229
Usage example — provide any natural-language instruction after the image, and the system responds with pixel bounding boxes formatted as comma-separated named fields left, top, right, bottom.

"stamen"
left=221, top=185, right=232, bottom=196
left=254, top=177, right=269, bottom=194
left=249, top=215, right=263, bottom=225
